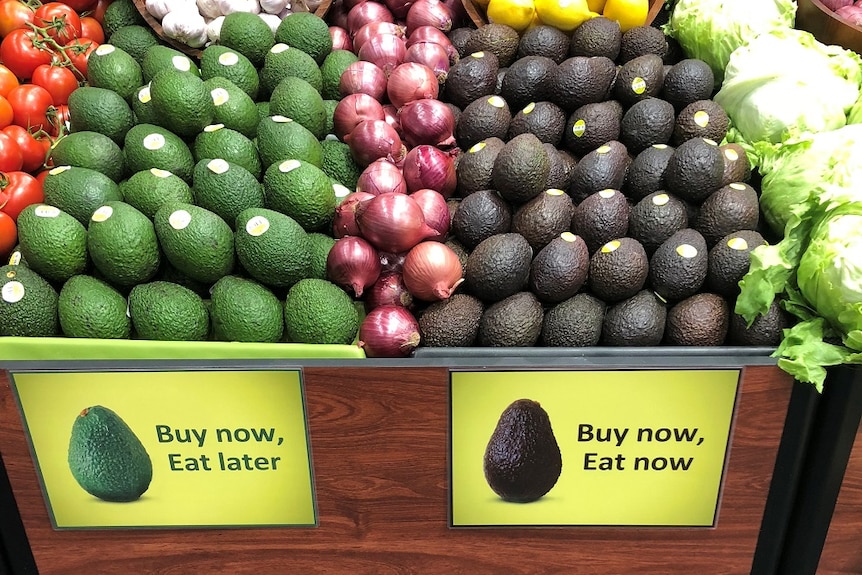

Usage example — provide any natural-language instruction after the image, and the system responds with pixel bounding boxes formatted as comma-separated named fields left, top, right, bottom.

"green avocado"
left=484, top=398, right=563, bottom=503
left=68, top=405, right=153, bottom=502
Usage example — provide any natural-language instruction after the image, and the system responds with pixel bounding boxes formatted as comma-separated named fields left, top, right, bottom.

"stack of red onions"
left=326, top=1, right=465, bottom=357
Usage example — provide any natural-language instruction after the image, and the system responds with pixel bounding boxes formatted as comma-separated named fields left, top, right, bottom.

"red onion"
left=410, top=188, right=450, bottom=240
left=382, top=104, right=402, bottom=136
left=379, top=250, right=407, bottom=273
left=346, top=119, right=407, bottom=167
left=405, top=0, right=453, bottom=34
left=398, top=99, right=456, bottom=148
left=384, top=0, right=413, bottom=18
left=357, top=158, right=407, bottom=195
left=353, top=22, right=405, bottom=54
left=406, top=26, right=459, bottom=64
left=836, top=4, right=862, bottom=23
left=327, top=236, right=382, bottom=297
left=329, top=26, right=353, bottom=52
left=386, top=62, right=439, bottom=108
left=355, top=192, right=437, bottom=253
left=347, top=1, right=394, bottom=36
left=333, top=93, right=386, bottom=140
left=333, top=191, right=375, bottom=238
left=443, top=0, right=468, bottom=27
left=341, top=0, right=367, bottom=10
left=339, top=61, right=388, bottom=101
left=365, top=272, right=414, bottom=311
left=402, top=241, right=464, bottom=301
left=401, top=145, right=457, bottom=197
left=358, top=34, right=407, bottom=77
left=821, top=0, right=853, bottom=10
left=405, top=42, right=450, bottom=83
left=358, top=305, right=421, bottom=357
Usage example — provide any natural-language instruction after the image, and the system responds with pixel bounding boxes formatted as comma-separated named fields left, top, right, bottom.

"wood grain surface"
left=0, top=365, right=793, bottom=574
left=818, top=421, right=862, bottom=575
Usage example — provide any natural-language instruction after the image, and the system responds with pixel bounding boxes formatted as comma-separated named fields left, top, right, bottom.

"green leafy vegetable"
left=664, top=0, right=796, bottom=88
left=714, top=29, right=862, bottom=153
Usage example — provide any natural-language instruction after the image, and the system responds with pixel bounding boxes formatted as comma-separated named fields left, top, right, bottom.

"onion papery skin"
left=339, top=60, right=388, bottom=101
left=410, top=188, right=450, bottom=240
left=355, top=192, right=437, bottom=253
left=365, top=272, right=414, bottom=311
left=357, top=158, right=408, bottom=195
left=401, top=144, right=457, bottom=197
left=333, top=191, right=375, bottom=238
left=359, top=305, right=421, bottom=357
left=386, top=62, right=439, bottom=109
left=402, top=240, right=464, bottom=301
left=347, top=119, right=407, bottom=167
left=333, top=93, right=386, bottom=141
left=398, top=98, right=456, bottom=148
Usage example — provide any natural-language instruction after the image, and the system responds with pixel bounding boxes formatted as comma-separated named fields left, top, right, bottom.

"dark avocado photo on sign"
left=68, top=405, right=153, bottom=502
left=484, top=398, right=563, bottom=503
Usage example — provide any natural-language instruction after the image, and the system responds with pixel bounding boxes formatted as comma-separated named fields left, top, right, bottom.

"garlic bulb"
left=217, top=0, right=261, bottom=15
left=260, top=0, right=290, bottom=13
left=196, top=0, right=223, bottom=19
left=145, top=0, right=175, bottom=19
left=206, top=15, right=225, bottom=42
left=162, top=10, right=209, bottom=48
left=258, top=12, right=282, bottom=34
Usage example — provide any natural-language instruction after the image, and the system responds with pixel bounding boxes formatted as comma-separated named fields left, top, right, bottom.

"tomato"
left=31, top=64, right=78, bottom=106
left=3, top=125, right=46, bottom=172
left=89, top=0, right=111, bottom=24
left=0, top=171, right=43, bottom=221
left=34, top=3, right=82, bottom=44
left=62, top=37, right=97, bottom=80
left=0, top=131, right=22, bottom=171
left=6, top=84, right=53, bottom=132
left=79, top=15, right=103, bottom=44
left=0, top=64, right=17, bottom=97
left=46, top=103, right=69, bottom=136
left=0, top=28, right=55, bottom=80
left=0, top=1, right=35, bottom=39
left=0, top=210, right=16, bottom=258
left=0, top=94, right=11, bottom=128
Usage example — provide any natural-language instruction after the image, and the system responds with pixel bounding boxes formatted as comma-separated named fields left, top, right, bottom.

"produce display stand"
left=0, top=343, right=817, bottom=574
left=774, top=366, right=862, bottom=574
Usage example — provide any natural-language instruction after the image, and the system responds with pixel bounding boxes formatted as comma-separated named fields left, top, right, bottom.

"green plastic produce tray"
left=0, top=337, right=366, bottom=361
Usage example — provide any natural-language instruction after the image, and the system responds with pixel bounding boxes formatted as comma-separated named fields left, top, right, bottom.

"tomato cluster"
left=0, top=0, right=110, bottom=257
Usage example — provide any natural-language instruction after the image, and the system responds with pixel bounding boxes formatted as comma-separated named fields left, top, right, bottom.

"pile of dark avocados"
left=414, top=18, right=793, bottom=349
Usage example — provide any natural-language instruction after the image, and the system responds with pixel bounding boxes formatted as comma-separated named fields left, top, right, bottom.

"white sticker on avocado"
left=602, top=240, right=621, bottom=253
left=279, top=159, right=301, bottom=173
left=48, top=165, right=71, bottom=175
left=572, top=119, right=586, bottom=137
left=730, top=183, right=747, bottom=191
left=169, top=209, right=192, bottom=230
left=91, top=205, right=113, bottom=222
left=204, top=123, right=225, bottom=132
left=137, top=85, right=151, bottom=104
left=488, top=96, right=506, bottom=108
left=560, top=232, right=577, bottom=243
left=631, top=77, right=646, bottom=94
left=652, top=194, right=670, bottom=206
left=653, top=144, right=668, bottom=150
left=694, top=110, right=710, bottom=127
left=126, top=303, right=130, bottom=318
left=724, top=148, right=739, bottom=161
left=207, top=159, right=230, bottom=174
left=468, top=141, right=486, bottom=153
left=218, top=51, right=239, bottom=66
left=596, top=144, right=611, bottom=154
left=521, top=102, right=536, bottom=114
left=547, top=189, right=565, bottom=196
left=8, top=251, right=21, bottom=266
left=271, top=43, right=289, bottom=54
left=150, top=168, right=172, bottom=178
left=471, top=51, right=485, bottom=58
left=333, top=183, right=351, bottom=200
left=704, top=138, right=718, bottom=146
left=2, top=281, right=24, bottom=304
left=246, top=215, right=270, bottom=236
left=144, top=133, right=165, bottom=151
left=728, top=237, right=749, bottom=251
left=172, top=56, right=191, bottom=72
left=211, top=88, right=230, bottom=106
left=676, top=244, right=698, bottom=258
left=271, top=116, right=292, bottom=124
left=599, top=189, right=616, bottom=199
left=95, top=44, right=115, bottom=56
left=34, top=205, right=60, bottom=218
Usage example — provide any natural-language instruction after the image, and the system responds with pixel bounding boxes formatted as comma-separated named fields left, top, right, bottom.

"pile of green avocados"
left=415, top=20, right=791, bottom=349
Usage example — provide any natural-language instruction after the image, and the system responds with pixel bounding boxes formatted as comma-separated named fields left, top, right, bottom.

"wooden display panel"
left=1, top=364, right=792, bottom=574
left=818, top=421, right=862, bottom=575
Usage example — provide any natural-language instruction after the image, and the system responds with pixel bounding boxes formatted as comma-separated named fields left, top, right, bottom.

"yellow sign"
left=450, top=369, right=740, bottom=527
left=10, top=369, right=317, bottom=529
